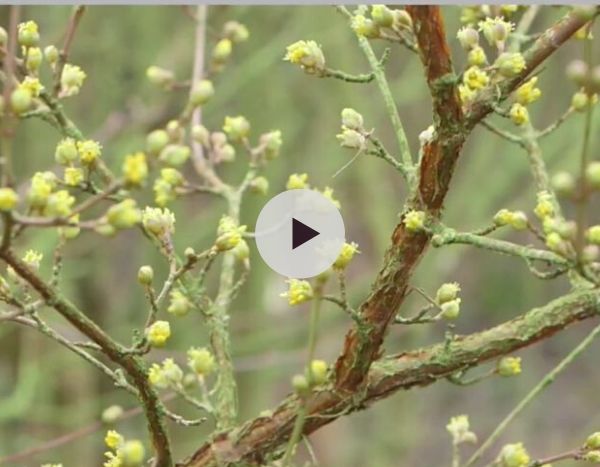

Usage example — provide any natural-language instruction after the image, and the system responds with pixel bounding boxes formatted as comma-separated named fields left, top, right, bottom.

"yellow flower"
left=515, top=77, right=541, bottom=105
left=320, top=187, right=340, bottom=209
left=28, top=172, right=55, bottom=208
left=351, top=15, right=380, bottom=38
left=403, top=210, right=426, bottom=232
left=0, top=187, right=19, bottom=210
left=77, top=140, right=101, bottom=165
left=55, top=138, right=78, bottom=165
left=509, top=103, right=529, bottom=125
left=45, top=190, right=75, bottom=217
left=142, top=207, right=175, bottom=236
left=447, top=415, right=477, bottom=445
left=436, top=282, right=461, bottom=304
left=495, top=52, right=526, bottom=78
left=497, top=356, right=522, bottom=376
left=215, top=215, right=246, bottom=251
left=459, top=84, right=476, bottom=104
left=479, top=17, right=514, bottom=47
left=23, top=250, right=43, bottom=269
left=103, top=451, right=123, bottom=467
left=463, top=66, right=489, bottom=90
left=64, top=167, right=84, bottom=186
left=286, top=173, right=309, bottom=190
left=146, top=320, right=171, bottom=347
left=333, top=242, right=360, bottom=269
left=493, top=209, right=528, bottom=230
left=104, top=430, right=124, bottom=450
left=61, top=64, right=86, bottom=97
left=119, top=440, right=145, bottom=467
left=498, top=442, right=530, bottom=467
left=534, top=191, right=554, bottom=220
left=106, top=199, right=142, bottom=230
left=467, top=46, right=487, bottom=67
left=25, top=46, right=43, bottom=72
left=187, top=347, right=216, bottom=376
left=167, top=289, right=191, bottom=317
left=284, top=40, right=325, bottom=74
left=148, top=363, right=168, bottom=389
left=309, top=359, right=328, bottom=385
left=17, top=21, right=39, bottom=47
left=222, top=115, right=250, bottom=142
left=122, top=152, right=148, bottom=186
left=19, top=76, right=44, bottom=97
left=281, top=279, right=313, bottom=306
left=148, top=359, right=182, bottom=389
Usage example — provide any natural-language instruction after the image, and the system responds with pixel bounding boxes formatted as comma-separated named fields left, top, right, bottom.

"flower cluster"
left=148, top=358, right=183, bottom=389
left=447, top=415, right=477, bottom=445
left=336, top=108, right=367, bottom=151
left=497, top=356, right=522, bottom=377
left=215, top=215, right=246, bottom=252
left=436, top=282, right=462, bottom=320
left=350, top=5, right=413, bottom=41
left=104, top=430, right=145, bottom=467
left=145, top=320, right=171, bottom=347
left=281, top=279, right=313, bottom=306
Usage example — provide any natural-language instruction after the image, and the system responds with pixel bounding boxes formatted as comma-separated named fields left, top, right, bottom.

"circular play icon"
left=254, top=189, right=346, bottom=278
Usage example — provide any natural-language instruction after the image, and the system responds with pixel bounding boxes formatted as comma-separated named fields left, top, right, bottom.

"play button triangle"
left=292, top=218, right=320, bottom=249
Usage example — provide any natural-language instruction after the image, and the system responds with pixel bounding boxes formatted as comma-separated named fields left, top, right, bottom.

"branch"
left=182, top=289, right=600, bottom=466
left=0, top=249, right=173, bottom=467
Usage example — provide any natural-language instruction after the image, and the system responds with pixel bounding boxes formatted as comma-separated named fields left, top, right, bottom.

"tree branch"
left=181, top=289, right=600, bottom=466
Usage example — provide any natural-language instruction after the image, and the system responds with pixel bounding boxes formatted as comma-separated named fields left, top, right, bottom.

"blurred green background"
left=1, top=5, right=599, bottom=467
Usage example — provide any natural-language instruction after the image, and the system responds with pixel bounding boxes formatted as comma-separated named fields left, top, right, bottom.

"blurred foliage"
left=0, top=5, right=599, bottom=467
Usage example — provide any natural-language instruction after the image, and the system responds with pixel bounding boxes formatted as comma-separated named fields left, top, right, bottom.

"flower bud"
left=223, top=21, right=249, bottom=43
left=212, top=38, right=233, bottom=63
left=249, top=176, right=269, bottom=195
left=551, top=171, right=575, bottom=196
left=292, top=374, right=310, bottom=396
left=371, top=5, right=394, bottom=28
left=187, top=347, right=216, bottom=376
left=308, top=359, right=328, bottom=385
left=440, top=298, right=461, bottom=320
left=120, top=440, right=145, bottom=467
left=146, top=66, right=175, bottom=88
left=217, top=144, right=236, bottom=163
left=287, top=173, right=309, bottom=190
left=122, top=152, right=148, bottom=186
left=159, top=144, right=191, bottom=167
left=190, top=79, right=214, bottom=106
left=55, top=138, right=78, bottom=165
left=232, top=239, right=250, bottom=262
left=44, top=45, right=59, bottom=64
left=392, top=10, right=412, bottom=29
left=146, top=320, right=171, bottom=347
left=468, top=46, right=487, bottom=67
left=546, top=232, right=567, bottom=255
left=25, top=47, right=43, bottom=72
left=260, top=130, right=283, bottom=159
left=341, top=108, right=364, bottom=131
left=436, top=282, right=460, bottom=304
left=333, top=242, right=360, bottom=269
left=101, top=405, right=124, bottom=424
left=498, top=443, right=529, bottom=467
left=0, top=188, right=19, bottom=211
left=566, top=59, right=589, bottom=86
left=495, top=52, right=526, bottom=78
left=403, top=210, right=426, bottom=232
left=351, top=15, right=380, bottom=38
left=60, top=64, right=86, bottom=97
left=586, top=432, right=600, bottom=450
left=223, top=115, right=250, bottom=142
left=586, top=161, right=600, bottom=189
left=586, top=226, right=600, bottom=245
left=457, top=26, right=479, bottom=50
left=509, top=103, right=529, bottom=126
left=583, top=451, right=600, bottom=463
left=17, top=21, right=39, bottom=47
left=10, top=88, right=33, bottom=115
left=64, top=167, right=84, bottom=187
left=191, top=125, right=210, bottom=146
left=160, top=168, right=184, bottom=186
left=167, top=289, right=191, bottom=316
left=281, top=279, right=313, bottom=306
left=107, top=199, right=142, bottom=230
left=336, top=128, right=365, bottom=149
left=497, top=356, right=522, bottom=376
left=105, top=429, right=124, bottom=449
left=146, top=129, right=169, bottom=155
left=137, top=265, right=154, bottom=285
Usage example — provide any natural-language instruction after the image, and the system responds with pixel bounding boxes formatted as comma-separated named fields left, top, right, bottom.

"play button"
left=292, top=218, right=319, bottom=249
left=254, top=189, right=345, bottom=278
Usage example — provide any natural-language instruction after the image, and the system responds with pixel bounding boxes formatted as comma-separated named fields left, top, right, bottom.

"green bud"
left=371, top=5, right=394, bottom=27
left=137, top=265, right=154, bottom=285
left=120, top=440, right=145, bottom=467
left=292, top=374, right=310, bottom=397
left=566, top=60, right=589, bottom=86
left=232, top=239, right=250, bottom=262
left=166, top=119, right=185, bottom=142
left=436, top=282, right=460, bottom=304
left=586, top=225, right=600, bottom=245
left=26, top=47, right=43, bottom=72
left=587, top=433, right=600, bottom=450
left=223, top=21, right=249, bottom=43
left=212, top=38, right=233, bottom=62
left=586, top=161, right=600, bottom=189
left=336, top=128, right=365, bottom=149
left=551, top=171, right=575, bottom=196
left=190, top=79, right=214, bottom=106
left=497, top=356, right=522, bottom=377
left=146, top=66, right=175, bottom=88
left=308, top=359, right=328, bottom=385
left=191, top=124, right=210, bottom=146
left=223, top=115, right=250, bottom=141
left=218, top=144, right=236, bottom=163
left=44, top=45, right=59, bottom=64
left=583, top=451, right=600, bottom=463
left=260, top=130, right=283, bottom=159
left=392, top=9, right=413, bottom=29
left=187, top=347, right=216, bottom=376
left=341, top=108, right=364, bottom=131
left=457, top=26, right=479, bottom=50
left=160, top=168, right=184, bottom=186
left=167, top=289, right=191, bottom=317
left=10, top=88, right=32, bottom=115
left=440, top=298, right=461, bottom=320
left=249, top=176, right=269, bottom=195
left=146, top=130, right=169, bottom=155
left=17, top=21, right=40, bottom=47
left=101, top=405, right=124, bottom=424
left=159, top=144, right=191, bottom=167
